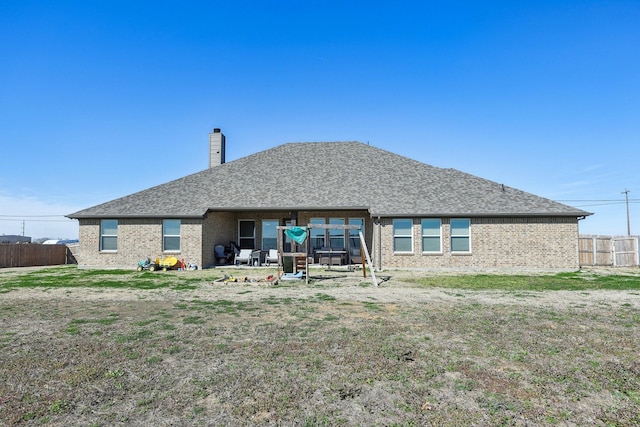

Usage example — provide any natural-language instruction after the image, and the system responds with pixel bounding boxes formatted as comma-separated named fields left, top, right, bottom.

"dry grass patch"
left=0, top=266, right=639, bottom=425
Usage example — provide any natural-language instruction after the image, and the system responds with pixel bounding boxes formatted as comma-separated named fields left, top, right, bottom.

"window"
left=348, top=218, right=364, bottom=249
left=283, top=219, right=292, bottom=252
left=393, top=219, right=413, bottom=252
left=421, top=219, right=441, bottom=253
left=329, top=218, right=345, bottom=249
left=238, top=220, right=255, bottom=249
left=262, top=219, right=278, bottom=250
left=100, top=219, right=118, bottom=251
left=450, top=219, right=471, bottom=252
left=163, top=219, right=181, bottom=252
left=309, top=218, right=326, bottom=250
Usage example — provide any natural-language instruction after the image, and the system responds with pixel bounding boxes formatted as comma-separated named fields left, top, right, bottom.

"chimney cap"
left=213, top=128, right=221, bottom=133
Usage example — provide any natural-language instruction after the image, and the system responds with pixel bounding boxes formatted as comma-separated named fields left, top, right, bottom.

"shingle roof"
left=68, top=141, right=590, bottom=219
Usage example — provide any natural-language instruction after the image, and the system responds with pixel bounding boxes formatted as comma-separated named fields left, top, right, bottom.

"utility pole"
left=622, top=189, right=631, bottom=236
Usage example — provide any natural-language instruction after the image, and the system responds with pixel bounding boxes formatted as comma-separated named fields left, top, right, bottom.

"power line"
left=571, top=202, right=629, bottom=208
left=0, top=216, right=73, bottom=219
left=556, top=198, right=640, bottom=209
left=0, top=218, right=76, bottom=223
left=556, top=199, right=640, bottom=202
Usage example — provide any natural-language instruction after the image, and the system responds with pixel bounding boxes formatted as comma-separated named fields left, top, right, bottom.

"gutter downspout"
left=577, top=215, right=586, bottom=269
left=376, top=216, right=382, bottom=271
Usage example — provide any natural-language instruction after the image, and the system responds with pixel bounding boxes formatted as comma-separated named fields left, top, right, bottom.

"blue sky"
left=1, top=1, right=639, bottom=239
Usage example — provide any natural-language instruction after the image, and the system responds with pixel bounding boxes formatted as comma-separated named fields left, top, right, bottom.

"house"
left=67, top=129, right=591, bottom=271
left=0, top=235, right=31, bottom=244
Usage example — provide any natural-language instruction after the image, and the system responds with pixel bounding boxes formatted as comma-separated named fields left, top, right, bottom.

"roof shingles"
left=68, top=142, right=590, bottom=219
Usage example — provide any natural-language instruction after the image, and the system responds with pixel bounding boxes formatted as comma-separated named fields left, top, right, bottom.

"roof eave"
left=370, top=211, right=593, bottom=218
left=67, top=213, right=207, bottom=220
left=206, top=205, right=371, bottom=212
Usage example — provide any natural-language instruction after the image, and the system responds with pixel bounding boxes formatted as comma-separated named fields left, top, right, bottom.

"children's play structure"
left=276, top=224, right=377, bottom=285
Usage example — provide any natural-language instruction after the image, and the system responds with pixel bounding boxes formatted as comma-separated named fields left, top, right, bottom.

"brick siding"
left=77, top=214, right=579, bottom=271
left=378, top=216, right=579, bottom=270
left=77, top=218, right=203, bottom=269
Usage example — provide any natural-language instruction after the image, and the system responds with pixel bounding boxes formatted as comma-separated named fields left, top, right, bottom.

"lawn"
left=1, top=266, right=639, bottom=426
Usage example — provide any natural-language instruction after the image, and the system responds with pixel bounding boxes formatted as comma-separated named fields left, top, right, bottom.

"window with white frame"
left=261, top=219, right=278, bottom=250
left=329, top=218, right=345, bottom=249
left=450, top=218, right=471, bottom=252
left=163, top=219, right=181, bottom=252
left=238, top=220, right=255, bottom=249
left=421, top=218, right=441, bottom=253
left=309, top=218, right=326, bottom=250
left=100, top=219, right=118, bottom=251
left=393, top=219, right=413, bottom=253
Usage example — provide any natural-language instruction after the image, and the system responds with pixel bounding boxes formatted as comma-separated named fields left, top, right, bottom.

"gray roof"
left=68, top=141, right=590, bottom=219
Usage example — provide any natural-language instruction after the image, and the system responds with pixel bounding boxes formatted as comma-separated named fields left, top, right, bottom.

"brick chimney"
left=209, top=128, right=226, bottom=168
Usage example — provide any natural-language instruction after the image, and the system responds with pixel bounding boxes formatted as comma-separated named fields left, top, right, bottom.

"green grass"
left=186, top=298, right=257, bottom=314
left=0, top=265, right=219, bottom=291
left=70, top=315, right=120, bottom=326
left=404, top=271, right=640, bottom=291
left=115, top=329, right=154, bottom=343
left=2, top=266, right=640, bottom=293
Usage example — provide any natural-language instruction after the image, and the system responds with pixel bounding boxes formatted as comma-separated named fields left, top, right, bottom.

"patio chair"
left=264, top=249, right=279, bottom=266
left=235, top=249, right=254, bottom=265
left=350, top=246, right=363, bottom=264
left=214, top=245, right=230, bottom=265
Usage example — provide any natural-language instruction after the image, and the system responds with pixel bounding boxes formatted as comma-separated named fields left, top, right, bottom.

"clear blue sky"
left=1, top=1, right=639, bottom=239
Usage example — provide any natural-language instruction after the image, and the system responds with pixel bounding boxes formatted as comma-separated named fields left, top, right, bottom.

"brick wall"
left=77, top=218, right=203, bottom=269
left=77, top=210, right=374, bottom=269
left=378, top=216, right=579, bottom=270
left=202, top=212, right=235, bottom=267
left=77, top=214, right=579, bottom=271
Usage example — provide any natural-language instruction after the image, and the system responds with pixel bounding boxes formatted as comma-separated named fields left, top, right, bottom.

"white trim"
left=99, top=219, right=118, bottom=252
left=238, top=219, right=256, bottom=249
left=421, top=218, right=442, bottom=254
left=393, top=218, right=414, bottom=253
left=450, top=218, right=471, bottom=253
left=162, top=219, right=181, bottom=252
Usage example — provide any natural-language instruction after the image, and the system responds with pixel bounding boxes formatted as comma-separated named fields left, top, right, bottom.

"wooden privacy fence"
left=0, top=244, right=77, bottom=268
left=579, top=235, right=640, bottom=267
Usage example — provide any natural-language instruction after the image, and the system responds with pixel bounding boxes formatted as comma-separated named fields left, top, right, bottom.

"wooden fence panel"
left=613, top=237, right=638, bottom=267
left=578, top=236, right=612, bottom=266
left=578, top=237, right=594, bottom=266
left=579, top=235, right=639, bottom=267
left=0, top=244, right=76, bottom=268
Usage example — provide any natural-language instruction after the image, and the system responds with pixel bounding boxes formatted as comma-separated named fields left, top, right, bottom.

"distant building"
left=42, top=239, right=79, bottom=245
left=0, top=235, right=32, bottom=244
